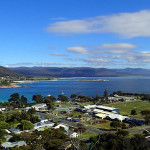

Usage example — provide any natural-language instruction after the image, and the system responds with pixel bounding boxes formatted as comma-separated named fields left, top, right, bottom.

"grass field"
left=79, top=130, right=98, bottom=140
left=104, top=100, right=150, bottom=119
left=82, top=120, right=112, bottom=130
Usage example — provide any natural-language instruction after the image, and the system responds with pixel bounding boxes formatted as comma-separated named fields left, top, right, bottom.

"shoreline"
left=0, top=83, right=21, bottom=88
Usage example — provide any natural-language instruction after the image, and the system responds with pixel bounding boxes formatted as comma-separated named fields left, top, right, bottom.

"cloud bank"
left=46, top=10, right=150, bottom=38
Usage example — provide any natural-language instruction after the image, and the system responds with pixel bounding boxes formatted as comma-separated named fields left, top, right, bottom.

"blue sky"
left=1, top=0, right=150, bottom=68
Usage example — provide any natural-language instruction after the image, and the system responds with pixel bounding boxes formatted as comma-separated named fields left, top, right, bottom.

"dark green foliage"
left=9, top=93, right=20, bottom=103
left=30, top=129, right=68, bottom=150
left=8, top=93, right=27, bottom=106
left=89, top=133, right=150, bottom=150
left=70, top=94, right=77, bottom=100
left=44, top=96, right=55, bottom=111
left=9, top=134, right=21, bottom=142
left=130, top=134, right=150, bottom=150
left=110, top=121, right=122, bottom=130
left=130, top=109, right=137, bottom=115
left=20, top=120, right=34, bottom=130
left=30, top=115, right=40, bottom=124
left=116, top=129, right=129, bottom=136
left=58, top=95, right=69, bottom=102
left=27, top=107, right=36, bottom=115
left=32, top=94, right=43, bottom=103
left=104, top=89, right=108, bottom=98
left=0, top=121, right=9, bottom=129
left=144, top=115, right=150, bottom=125
left=44, top=96, right=56, bottom=102
left=20, top=95, right=27, bottom=105
left=0, top=129, right=7, bottom=142
left=140, top=110, right=150, bottom=115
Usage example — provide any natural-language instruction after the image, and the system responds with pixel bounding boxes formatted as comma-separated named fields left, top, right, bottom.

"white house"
left=40, top=118, right=48, bottom=123
left=34, top=121, right=54, bottom=130
left=32, top=103, right=47, bottom=111
left=107, top=114, right=129, bottom=122
left=0, top=107, right=6, bottom=111
left=54, top=124, right=69, bottom=132
left=2, top=141, right=26, bottom=148
left=69, top=132, right=79, bottom=138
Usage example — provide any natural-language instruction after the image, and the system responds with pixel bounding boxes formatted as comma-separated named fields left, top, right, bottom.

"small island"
left=79, top=79, right=109, bottom=81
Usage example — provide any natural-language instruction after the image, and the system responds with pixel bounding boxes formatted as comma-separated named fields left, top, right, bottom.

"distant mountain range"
left=9, top=67, right=150, bottom=77
left=0, top=66, right=23, bottom=77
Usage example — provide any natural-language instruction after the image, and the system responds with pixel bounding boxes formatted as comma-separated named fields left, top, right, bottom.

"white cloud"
left=98, top=43, right=138, bottom=50
left=37, top=62, right=69, bottom=66
left=84, top=57, right=109, bottom=63
left=46, top=10, right=150, bottom=38
left=67, top=46, right=89, bottom=54
left=50, top=53, right=68, bottom=56
left=7, top=62, right=34, bottom=67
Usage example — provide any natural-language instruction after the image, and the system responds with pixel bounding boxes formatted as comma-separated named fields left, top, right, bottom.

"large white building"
left=32, top=103, right=47, bottom=111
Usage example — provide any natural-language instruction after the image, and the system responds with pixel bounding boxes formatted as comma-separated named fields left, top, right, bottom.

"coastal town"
left=0, top=90, right=150, bottom=149
left=1, top=0, right=150, bottom=149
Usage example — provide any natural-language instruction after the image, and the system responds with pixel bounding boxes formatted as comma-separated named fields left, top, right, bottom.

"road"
left=36, top=112, right=104, bottom=134
left=36, top=112, right=150, bottom=135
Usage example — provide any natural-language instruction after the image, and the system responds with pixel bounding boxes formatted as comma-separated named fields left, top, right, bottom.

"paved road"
left=129, top=126, right=150, bottom=135
left=36, top=112, right=103, bottom=134
left=36, top=112, right=150, bottom=135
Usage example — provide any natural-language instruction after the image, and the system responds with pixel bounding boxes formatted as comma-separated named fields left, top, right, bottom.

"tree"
left=20, top=95, right=27, bottom=105
left=45, top=99, right=55, bottom=112
left=0, top=121, right=9, bottom=129
left=130, top=134, right=150, bottom=150
left=32, top=94, right=43, bottom=103
left=70, top=94, right=77, bottom=101
left=130, top=109, right=137, bottom=115
left=30, top=115, right=40, bottom=123
left=140, top=110, right=150, bottom=115
left=58, top=95, right=69, bottom=102
left=144, top=114, right=150, bottom=125
left=116, top=129, right=129, bottom=136
left=27, top=107, right=36, bottom=115
left=0, top=129, right=7, bottom=143
left=103, top=89, right=108, bottom=98
left=110, top=121, right=122, bottom=130
left=20, top=120, right=34, bottom=130
left=8, top=93, right=20, bottom=103
left=44, top=96, right=56, bottom=103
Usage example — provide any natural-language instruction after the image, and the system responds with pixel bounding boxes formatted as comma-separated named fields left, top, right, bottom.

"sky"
left=1, top=0, right=150, bottom=69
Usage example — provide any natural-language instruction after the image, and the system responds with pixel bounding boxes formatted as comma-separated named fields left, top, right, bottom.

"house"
left=68, top=131, right=79, bottom=138
left=107, top=114, right=129, bottom=122
left=54, top=124, right=69, bottom=132
left=32, top=103, right=47, bottom=111
left=9, top=128, right=21, bottom=134
left=96, top=106, right=120, bottom=114
left=0, top=107, right=6, bottom=112
left=95, top=113, right=107, bottom=119
left=40, top=118, right=48, bottom=123
left=25, top=107, right=32, bottom=111
left=2, top=141, right=26, bottom=148
left=34, top=121, right=54, bottom=129
left=4, top=135, right=13, bottom=141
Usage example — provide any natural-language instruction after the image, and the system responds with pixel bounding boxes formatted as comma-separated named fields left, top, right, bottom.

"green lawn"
left=104, top=100, right=150, bottom=119
left=82, top=120, right=112, bottom=130
left=79, top=131, right=98, bottom=140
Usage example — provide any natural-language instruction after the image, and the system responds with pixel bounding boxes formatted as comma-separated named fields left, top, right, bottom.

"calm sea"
left=0, top=77, right=150, bottom=102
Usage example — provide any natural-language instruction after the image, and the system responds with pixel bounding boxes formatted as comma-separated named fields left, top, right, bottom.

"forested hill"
left=9, top=67, right=150, bottom=77
left=0, top=66, right=23, bottom=77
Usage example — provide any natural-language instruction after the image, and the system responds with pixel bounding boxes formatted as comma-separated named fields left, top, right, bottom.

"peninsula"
left=79, top=79, right=109, bottom=81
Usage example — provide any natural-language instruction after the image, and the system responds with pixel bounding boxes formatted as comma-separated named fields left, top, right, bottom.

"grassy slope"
left=104, top=101, right=150, bottom=119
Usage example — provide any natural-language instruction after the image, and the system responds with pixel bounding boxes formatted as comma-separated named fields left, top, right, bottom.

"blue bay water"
left=0, top=77, right=150, bottom=102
